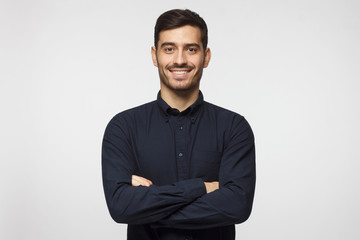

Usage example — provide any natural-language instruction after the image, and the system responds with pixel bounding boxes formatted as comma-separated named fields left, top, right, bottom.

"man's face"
left=151, top=25, right=211, bottom=93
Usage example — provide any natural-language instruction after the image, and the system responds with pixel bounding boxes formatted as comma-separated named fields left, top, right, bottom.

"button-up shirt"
left=102, top=91, right=256, bottom=240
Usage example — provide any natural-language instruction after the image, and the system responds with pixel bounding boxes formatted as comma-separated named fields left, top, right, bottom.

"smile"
left=172, top=71, right=187, bottom=74
left=169, top=68, right=193, bottom=76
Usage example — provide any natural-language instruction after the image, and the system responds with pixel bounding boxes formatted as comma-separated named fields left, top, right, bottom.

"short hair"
left=154, top=9, right=208, bottom=50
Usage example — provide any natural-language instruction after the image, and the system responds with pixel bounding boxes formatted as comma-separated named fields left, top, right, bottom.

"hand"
left=204, top=181, right=219, bottom=193
left=132, top=175, right=153, bottom=187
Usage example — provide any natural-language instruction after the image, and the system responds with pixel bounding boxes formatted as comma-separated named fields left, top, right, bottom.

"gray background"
left=1, top=0, right=359, bottom=239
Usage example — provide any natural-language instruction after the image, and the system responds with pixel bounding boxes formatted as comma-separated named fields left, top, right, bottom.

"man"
left=102, top=9, right=256, bottom=240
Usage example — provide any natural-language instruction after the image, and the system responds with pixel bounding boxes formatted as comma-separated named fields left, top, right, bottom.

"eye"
left=164, top=47, right=174, bottom=53
left=187, top=47, right=197, bottom=53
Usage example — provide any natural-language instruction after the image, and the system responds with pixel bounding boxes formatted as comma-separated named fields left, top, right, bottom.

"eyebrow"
left=160, top=42, right=201, bottom=49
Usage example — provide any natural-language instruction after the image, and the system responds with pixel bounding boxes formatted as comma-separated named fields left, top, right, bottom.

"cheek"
left=157, top=55, right=172, bottom=68
left=191, top=56, right=205, bottom=68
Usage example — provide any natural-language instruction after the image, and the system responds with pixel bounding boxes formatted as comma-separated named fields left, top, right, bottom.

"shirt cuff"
left=178, top=178, right=207, bottom=202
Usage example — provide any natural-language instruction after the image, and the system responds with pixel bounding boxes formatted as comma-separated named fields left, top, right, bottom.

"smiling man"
left=152, top=24, right=210, bottom=96
left=102, top=9, right=256, bottom=240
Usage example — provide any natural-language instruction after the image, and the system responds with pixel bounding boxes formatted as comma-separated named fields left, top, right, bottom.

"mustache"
left=167, top=64, right=194, bottom=70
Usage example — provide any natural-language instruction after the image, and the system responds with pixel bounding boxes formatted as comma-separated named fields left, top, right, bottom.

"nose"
left=173, top=49, right=187, bottom=65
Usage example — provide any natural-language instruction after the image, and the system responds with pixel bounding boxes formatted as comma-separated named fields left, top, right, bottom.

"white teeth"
left=173, top=71, right=187, bottom=74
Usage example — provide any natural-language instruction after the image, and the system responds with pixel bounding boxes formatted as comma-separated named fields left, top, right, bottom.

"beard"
left=158, top=63, right=204, bottom=92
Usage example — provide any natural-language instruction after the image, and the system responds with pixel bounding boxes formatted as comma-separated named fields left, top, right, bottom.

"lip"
left=169, top=69, right=192, bottom=80
left=168, top=68, right=193, bottom=78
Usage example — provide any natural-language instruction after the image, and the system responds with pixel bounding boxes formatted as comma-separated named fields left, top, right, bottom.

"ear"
left=203, top=48, right=211, bottom=68
left=151, top=46, right=158, bottom=67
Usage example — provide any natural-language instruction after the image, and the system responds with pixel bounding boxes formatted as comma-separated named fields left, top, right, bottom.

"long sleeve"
left=102, top=115, right=207, bottom=225
left=154, top=116, right=256, bottom=229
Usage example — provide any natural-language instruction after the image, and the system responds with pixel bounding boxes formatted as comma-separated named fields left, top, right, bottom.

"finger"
left=137, top=176, right=153, bottom=186
left=132, top=175, right=153, bottom=187
left=132, top=178, right=141, bottom=186
left=133, top=176, right=148, bottom=186
left=132, top=176, right=142, bottom=186
left=143, top=178, right=153, bottom=186
left=139, top=178, right=152, bottom=187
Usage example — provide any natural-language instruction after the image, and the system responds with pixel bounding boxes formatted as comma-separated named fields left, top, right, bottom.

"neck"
left=160, top=87, right=199, bottom=112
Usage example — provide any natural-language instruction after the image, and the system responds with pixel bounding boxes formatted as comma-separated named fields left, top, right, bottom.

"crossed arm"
left=102, top=115, right=255, bottom=228
left=132, top=175, right=219, bottom=193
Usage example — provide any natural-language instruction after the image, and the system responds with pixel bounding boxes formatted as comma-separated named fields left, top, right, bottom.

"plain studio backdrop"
left=1, top=0, right=359, bottom=239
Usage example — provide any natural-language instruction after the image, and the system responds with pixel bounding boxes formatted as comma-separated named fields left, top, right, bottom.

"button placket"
left=175, top=116, right=187, bottom=180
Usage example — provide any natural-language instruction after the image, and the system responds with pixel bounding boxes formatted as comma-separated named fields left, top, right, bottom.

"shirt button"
left=179, top=126, right=183, bottom=130
left=178, top=153, right=183, bottom=157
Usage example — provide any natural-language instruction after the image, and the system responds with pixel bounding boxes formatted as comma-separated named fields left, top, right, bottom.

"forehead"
left=158, top=25, right=202, bottom=47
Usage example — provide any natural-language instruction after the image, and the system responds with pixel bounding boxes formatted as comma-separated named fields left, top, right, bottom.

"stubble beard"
left=159, top=70, right=202, bottom=93
left=158, top=62, right=204, bottom=93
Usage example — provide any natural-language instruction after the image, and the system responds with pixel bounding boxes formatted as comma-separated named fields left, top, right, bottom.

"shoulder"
left=105, top=100, right=157, bottom=132
left=202, top=101, right=253, bottom=138
left=110, top=100, right=156, bottom=122
left=202, top=101, right=245, bottom=122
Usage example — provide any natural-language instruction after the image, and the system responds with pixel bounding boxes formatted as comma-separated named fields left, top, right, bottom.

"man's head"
left=152, top=9, right=211, bottom=93
left=154, top=9, right=208, bottom=51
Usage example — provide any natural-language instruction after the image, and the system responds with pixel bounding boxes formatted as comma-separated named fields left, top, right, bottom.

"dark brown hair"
left=154, top=9, right=208, bottom=51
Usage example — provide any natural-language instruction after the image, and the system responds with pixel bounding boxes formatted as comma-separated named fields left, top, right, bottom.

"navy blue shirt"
left=102, top=91, right=256, bottom=240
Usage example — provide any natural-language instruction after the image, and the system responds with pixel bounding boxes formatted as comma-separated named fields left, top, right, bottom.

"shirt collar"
left=156, top=90, right=204, bottom=122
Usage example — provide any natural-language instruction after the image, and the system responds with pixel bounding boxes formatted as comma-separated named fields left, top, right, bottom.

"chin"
left=171, top=83, right=200, bottom=93
left=160, top=75, right=200, bottom=92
